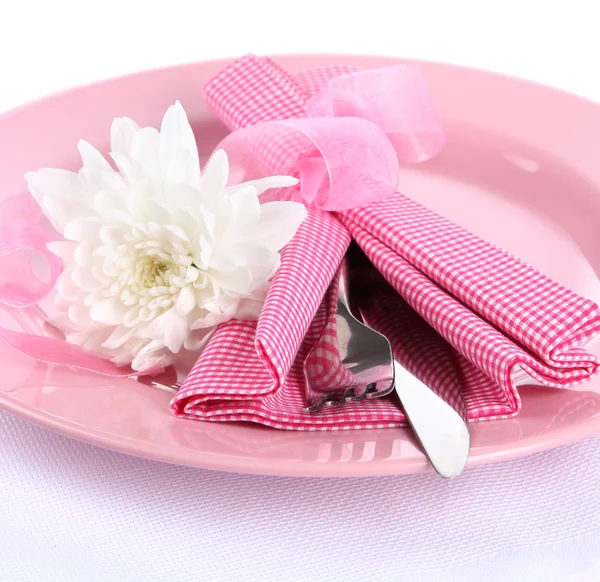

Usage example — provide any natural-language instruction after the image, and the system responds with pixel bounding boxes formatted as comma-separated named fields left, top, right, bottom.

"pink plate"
left=2, top=55, right=600, bottom=477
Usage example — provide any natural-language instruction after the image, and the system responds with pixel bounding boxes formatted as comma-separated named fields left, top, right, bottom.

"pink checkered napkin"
left=170, top=55, right=600, bottom=430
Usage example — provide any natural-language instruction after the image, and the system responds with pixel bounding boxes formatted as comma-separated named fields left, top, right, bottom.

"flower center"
left=130, top=254, right=170, bottom=292
left=111, top=222, right=200, bottom=319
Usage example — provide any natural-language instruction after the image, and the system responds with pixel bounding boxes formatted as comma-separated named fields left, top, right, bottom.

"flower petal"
left=89, top=296, right=128, bottom=325
left=164, top=312, right=188, bottom=353
left=26, top=168, right=89, bottom=233
left=46, top=240, right=76, bottom=264
left=63, top=217, right=101, bottom=242
left=204, top=185, right=260, bottom=257
left=67, top=302, right=92, bottom=326
left=227, top=175, right=299, bottom=196
left=159, top=101, right=201, bottom=190
left=110, top=151, right=138, bottom=185
left=93, top=188, right=127, bottom=212
left=246, top=246, right=281, bottom=291
left=99, top=225, right=126, bottom=246
left=141, top=310, right=169, bottom=339
left=56, top=269, right=83, bottom=302
left=110, top=117, right=140, bottom=157
left=123, top=306, right=141, bottom=327
left=77, top=140, right=116, bottom=191
left=222, top=184, right=261, bottom=239
left=131, top=127, right=161, bottom=185
left=200, top=149, right=229, bottom=205
left=183, top=328, right=213, bottom=351
left=235, top=296, right=266, bottom=320
left=190, top=308, right=236, bottom=329
left=208, top=265, right=253, bottom=294
left=131, top=339, right=167, bottom=371
left=174, top=285, right=196, bottom=317
left=72, top=266, right=104, bottom=292
left=67, top=327, right=113, bottom=351
left=102, top=324, right=137, bottom=350
left=254, top=201, right=307, bottom=250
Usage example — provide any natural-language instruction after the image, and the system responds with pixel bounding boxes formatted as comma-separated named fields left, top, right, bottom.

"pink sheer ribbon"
left=218, top=64, right=444, bottom=210
left=0, top=64, right=444, bottom=376
left=0, top=194, right=143, bottom=376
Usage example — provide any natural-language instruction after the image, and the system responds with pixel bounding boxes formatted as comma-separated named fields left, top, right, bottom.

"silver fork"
left=303, top=260, right=395, bottom=411
left=303, top=259, right=470, bottom=478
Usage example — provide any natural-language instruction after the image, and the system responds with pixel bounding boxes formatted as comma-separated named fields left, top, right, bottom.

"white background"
left=2, top=0, right=600, bottom=110
left=2, top=1, right=600, bottom=580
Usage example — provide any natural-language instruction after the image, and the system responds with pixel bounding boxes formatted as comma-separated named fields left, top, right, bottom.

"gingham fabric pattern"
left=205, top=57, right=358, bottom=182
left=204, top=57, right=357, bottom=131
left=170, top=55, right=600, bottom=430
left=356, top=269, right=491, bottom=418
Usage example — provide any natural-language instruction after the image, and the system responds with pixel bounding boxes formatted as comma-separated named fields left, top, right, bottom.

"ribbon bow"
left=217, top=64, right=445, bottom=211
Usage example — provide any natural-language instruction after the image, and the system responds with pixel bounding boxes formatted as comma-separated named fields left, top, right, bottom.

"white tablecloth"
left=1, top=409, right=599, bottom=581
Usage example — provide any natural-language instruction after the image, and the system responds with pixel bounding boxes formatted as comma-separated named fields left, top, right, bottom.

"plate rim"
left=4, top=389, right=600, bottom=477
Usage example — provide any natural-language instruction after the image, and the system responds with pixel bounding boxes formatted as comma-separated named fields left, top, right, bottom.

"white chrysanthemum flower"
left=26, top=101, right=306, bottom=371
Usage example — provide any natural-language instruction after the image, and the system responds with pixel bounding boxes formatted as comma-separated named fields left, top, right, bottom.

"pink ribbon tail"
left=306, top=64, right=445, bottom=164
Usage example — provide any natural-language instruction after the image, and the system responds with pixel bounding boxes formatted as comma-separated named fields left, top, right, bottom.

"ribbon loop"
left=0, top=194, right=63, bottom=308
left=306, top=64, right=445, bottom=164
left=220, top=117, right=400, bottom=211
left=218, top=64, right=445, bottom=211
